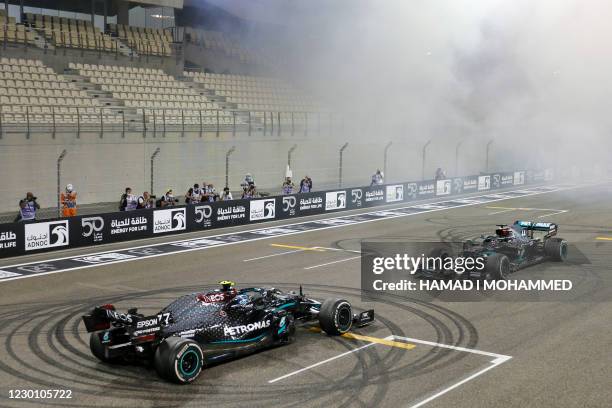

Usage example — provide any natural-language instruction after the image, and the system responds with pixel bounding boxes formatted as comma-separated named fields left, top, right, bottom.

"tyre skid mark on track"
left=0, top=284, right=479, bottom=407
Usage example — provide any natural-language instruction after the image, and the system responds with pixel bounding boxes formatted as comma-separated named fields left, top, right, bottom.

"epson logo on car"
left=137, top=318, right=158, bottom=329
left=224, top=320, right=271, bottom=336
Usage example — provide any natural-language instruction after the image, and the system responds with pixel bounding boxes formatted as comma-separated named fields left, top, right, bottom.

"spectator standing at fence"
left=159, top=189, right=178, bottom=207
left=221, top=187, right=233, bottom=201
left=241, top=187, right=252, bottom=199
left=371, top=169, right=384, bottom=186
left=205, top=183, right=219, bottom=202
left=282, top=177, right=295, bottom=195
left=60, top=184, right=77, bottom=217
left=119, top=187, right=138, bottom=211
left=435, top=168, right=446, bottom=181
left=15, top=192, right=40, bottom=222
left=185, top=183, right=203, bottom=204
left=137, top=192, right=155, bottom=209
left=299, top=175, right=313, bottom=193
left=242, top=185, right=258, bottom=199
left=241, top=173, right=255, bottom=190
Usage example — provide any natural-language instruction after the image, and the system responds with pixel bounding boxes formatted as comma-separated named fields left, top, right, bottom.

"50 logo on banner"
left=282, top=196, right=297, bottom=216
left=195, top=205, right=213, bottom=227
left=81, top=216, right=104, bottom=242
left=25, top=221, right=69, bottom=251
left=153, top=208, right=186, bottom=234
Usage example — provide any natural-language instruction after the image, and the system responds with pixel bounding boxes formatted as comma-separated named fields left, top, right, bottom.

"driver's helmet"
left=219, top=280, right=235, bottom=292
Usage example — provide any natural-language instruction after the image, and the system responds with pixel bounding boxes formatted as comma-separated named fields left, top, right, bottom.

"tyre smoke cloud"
left=210, top=0, right=612, bottom=178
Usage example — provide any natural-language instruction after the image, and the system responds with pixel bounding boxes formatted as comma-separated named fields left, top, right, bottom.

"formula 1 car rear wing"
left=82, top=304, right=172, bottom=341
left=514, top=221, right=558, bottom=238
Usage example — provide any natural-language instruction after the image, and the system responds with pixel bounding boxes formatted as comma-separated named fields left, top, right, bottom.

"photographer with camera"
left=371, top=169, right=384, bottom=186
left=119, top=187, right=138, bottom=211
left=299, top=175, right=313, bottom=193
left=137, top=191, right=156, bottom=209
left=282, top=176, right=295, bottom=195
left=220, top=187, right=233, bottom=201
left=240, top=173, right=255, bottom=190
left=15, top=192, right=40, bottom=222
left=185, top=183, right=203, bottom=204
left=159, top=189, right=179, bottom=207
left=205, top=183, right=220, bottom=202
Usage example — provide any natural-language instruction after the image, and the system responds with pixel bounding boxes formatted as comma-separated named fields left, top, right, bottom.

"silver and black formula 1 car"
left=82, top=281, right=374, bottom=384
left=421, top=220, right=568, bottom=280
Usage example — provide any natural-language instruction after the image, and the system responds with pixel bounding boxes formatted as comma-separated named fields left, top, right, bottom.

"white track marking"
left=303, top=255, right=362, bottom=270
left=268, top=336, right=393, bottom=384
left=486, top=206, right=569, bottom=217
left=0, top=183, right=589, bottom=283
left=243, top=248, right=307, bottom=262
left=536, top=210, right=569, bottom=218
left=393, top=336, right=512, bottom=408
left=487, top=208, right=517, bottom=215
left=392, top=336, right=511, bottom=359
left=312, top=246, right=362, bottom=254
left=408, top=360, right=508, bottom=408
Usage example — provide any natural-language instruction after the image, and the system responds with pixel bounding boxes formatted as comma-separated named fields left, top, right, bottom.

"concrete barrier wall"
left=0, top=127, right=498, bottom=214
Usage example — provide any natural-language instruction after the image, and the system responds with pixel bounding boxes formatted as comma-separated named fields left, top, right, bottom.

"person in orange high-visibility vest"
left=61, top=184, right=77, bottom=217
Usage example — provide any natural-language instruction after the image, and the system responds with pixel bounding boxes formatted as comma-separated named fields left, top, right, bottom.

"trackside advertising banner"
left=0, top=169, right=547, bottom=259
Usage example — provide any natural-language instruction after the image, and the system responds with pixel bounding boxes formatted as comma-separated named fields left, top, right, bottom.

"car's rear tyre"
left=90, top=332, right=121, bottom=363
left=154, top=337, right=204, bottom=384
left=544, top=238, right=568, bottom=262
left=319, top=298, right=353, bottom=335
left=428, top=246, right=455, bottom=276
left=484, top=253, right=511, bottom=280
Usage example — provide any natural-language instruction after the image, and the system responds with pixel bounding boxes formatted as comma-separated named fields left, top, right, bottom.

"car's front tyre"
left=154, top=337, right=204, bottom=384
left=319, top=298, right=353, bottom=335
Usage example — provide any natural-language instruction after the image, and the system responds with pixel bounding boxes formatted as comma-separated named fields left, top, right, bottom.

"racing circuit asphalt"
left=0, top=182, right=611, bottom=408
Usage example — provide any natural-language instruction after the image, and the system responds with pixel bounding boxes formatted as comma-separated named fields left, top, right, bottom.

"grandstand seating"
left=0, top=57, right=121, bottom=125
left=0, top=10, right=40, bottom=46
left=185, top=71, right=316, bottom=113
left=23, top=13, right=127, bottom=54
left=108, top=24, right=172, bottom=56
left=69, top=62, right=239, bottom=125
left=185, top=28, right=261, bottom=65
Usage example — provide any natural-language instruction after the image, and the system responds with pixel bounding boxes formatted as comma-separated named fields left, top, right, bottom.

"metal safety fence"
left=0, top=105, right=341, bottom=139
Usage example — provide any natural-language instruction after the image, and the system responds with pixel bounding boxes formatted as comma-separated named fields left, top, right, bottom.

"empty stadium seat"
left=75, top=64, right=242, bottom=126
left=23, top=13, right=124, bottom=54
left=0, top=58, right=121, bottom=126
left=109, top=24, right=172, bottom=56
left=185, top=71, right=316, bottom=115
